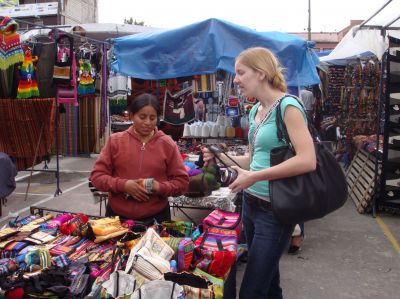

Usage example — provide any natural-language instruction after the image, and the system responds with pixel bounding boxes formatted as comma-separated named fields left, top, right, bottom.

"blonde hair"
left=236, top=47, right=287, bottom=92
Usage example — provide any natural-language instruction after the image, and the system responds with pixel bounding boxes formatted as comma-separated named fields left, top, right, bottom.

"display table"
left=170, top=187, right=237, bottom=222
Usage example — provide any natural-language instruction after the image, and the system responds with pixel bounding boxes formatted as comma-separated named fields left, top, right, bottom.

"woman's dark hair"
left=128, top=93, right=160, bottom=116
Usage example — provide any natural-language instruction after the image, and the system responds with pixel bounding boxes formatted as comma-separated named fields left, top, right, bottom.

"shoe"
left=288, top=235, right=303, bottom=254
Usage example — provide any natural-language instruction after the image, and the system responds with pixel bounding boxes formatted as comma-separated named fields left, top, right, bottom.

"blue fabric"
left=112, top=18, right=320, bottom=87
left=240, top=194, right=294, bottom=298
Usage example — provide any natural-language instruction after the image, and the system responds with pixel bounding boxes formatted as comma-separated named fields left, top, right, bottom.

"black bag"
left=269, top=97, right=347, bottom=224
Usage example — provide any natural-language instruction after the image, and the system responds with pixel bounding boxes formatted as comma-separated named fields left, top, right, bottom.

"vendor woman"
left=90, top=93, right=189, bottom=223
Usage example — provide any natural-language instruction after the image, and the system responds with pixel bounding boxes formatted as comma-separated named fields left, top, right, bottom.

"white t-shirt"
left=300, top=89, right=315, bottom=111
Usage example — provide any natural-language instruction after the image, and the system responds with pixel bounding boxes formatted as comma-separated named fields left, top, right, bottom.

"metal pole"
left=308, top=0, right=311, bottom=41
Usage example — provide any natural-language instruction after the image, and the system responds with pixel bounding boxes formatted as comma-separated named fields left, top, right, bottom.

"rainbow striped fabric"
left=0, top=17, right=24, bottom=70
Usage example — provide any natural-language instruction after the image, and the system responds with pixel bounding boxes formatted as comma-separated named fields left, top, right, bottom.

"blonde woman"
left=203, top=47, right=316, bottom=298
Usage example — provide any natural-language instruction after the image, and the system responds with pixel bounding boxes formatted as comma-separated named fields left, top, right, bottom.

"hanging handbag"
left=269, top=96, right=348, bottom=225
left=53, top=35, right=74, bottom=84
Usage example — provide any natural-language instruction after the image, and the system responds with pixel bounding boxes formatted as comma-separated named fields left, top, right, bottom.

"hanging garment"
left=53, top=34, right=74, bottom=85
left=163, top=87, right=195, bottom=125
left=35, top=42, right=57, bottom=98
left=17, top=48, right=40, bottom=99
left=0, top=17, right=24, bottom=70
left=77, top=59, right=95, bottom=95
left=107, top=73, right=131, bottom=100
left=193, top=74, right=216, bottom=92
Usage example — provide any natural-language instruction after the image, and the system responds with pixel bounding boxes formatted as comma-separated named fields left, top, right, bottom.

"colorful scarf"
left=0, top=16, right=24, bottom=70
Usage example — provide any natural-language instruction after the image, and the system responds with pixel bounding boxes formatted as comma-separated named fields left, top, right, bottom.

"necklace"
left=133, top=128, right=155, bottom=144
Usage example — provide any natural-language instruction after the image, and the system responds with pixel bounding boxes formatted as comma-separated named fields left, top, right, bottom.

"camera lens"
left=221, top=167, right=238, bottom=186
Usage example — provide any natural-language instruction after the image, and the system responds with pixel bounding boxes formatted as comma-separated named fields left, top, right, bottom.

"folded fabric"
left=87, top=217, right=130, bottom=243
left=25, top=248, right=52, bottom=271
left=25, top=231, right=56, bottom=245
left=0, top=227, right=18, bottom=241
left=49, top=245, right=75, bottom=257
left=52, top=254, right=71, bottom=269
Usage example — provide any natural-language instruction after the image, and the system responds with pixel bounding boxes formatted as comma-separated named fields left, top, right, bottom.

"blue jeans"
left=239, top=194, right=294, bottom=299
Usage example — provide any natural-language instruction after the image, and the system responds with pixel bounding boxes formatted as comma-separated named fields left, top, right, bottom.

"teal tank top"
left=247, top=96, right=307, bottom=199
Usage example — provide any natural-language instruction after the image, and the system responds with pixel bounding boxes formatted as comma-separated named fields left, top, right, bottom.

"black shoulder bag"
left=269, top=96, right=348, bottom=224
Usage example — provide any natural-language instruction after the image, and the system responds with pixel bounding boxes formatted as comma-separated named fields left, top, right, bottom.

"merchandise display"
left=0, top=207, right=239, bottom=298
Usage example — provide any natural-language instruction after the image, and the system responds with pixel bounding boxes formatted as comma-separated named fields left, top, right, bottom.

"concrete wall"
left=62, top=0, right=98, bottom=24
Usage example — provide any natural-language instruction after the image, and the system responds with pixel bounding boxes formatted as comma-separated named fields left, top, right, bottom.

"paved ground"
left=1, top=155, right=399, bottom=299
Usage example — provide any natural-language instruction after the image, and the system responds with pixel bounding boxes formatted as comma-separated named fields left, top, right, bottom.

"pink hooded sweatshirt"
left=90, top=127, right=189, bottom=219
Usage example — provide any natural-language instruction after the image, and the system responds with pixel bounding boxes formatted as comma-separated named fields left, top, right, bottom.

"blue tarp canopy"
left=112, top=18, right=320, bottom=86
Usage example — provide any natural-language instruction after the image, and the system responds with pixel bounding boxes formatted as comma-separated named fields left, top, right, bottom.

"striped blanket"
left=0, top=98, right=55, bottom=170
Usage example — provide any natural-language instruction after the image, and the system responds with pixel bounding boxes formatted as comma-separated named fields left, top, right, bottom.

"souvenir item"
left=17, top=48, right=40, bottom=98
left=193, top=227, right=237, bottom=277
left=225, top=106, right=240, bottom=117
left=163, top=237, right=195, bottom=272
left=130, top=280, right=184, bottom=299
left=77, top=59, right=95, bottom=95
left=194, top=74, right=216, bottom=92
left=203, top=209, right=242, bottom=241
left=164, top=271, right=214, bottom=299
left=163, top=88, right=195, bottom=125
left=193, top=268, right=224, bottom=299
left=0, top=16, right=24, bottom=70
left=53, top=35, right=74, bottom=84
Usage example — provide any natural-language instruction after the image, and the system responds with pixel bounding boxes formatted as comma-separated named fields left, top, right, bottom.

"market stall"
left=0, top=16, right=116, bottom=196
left=320, top=0, right=400, bottom=215
left=108, top=17, right=321, bottom=215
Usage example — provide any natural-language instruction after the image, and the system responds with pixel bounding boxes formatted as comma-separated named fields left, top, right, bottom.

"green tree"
left=124, top=18, right=145, bottom=26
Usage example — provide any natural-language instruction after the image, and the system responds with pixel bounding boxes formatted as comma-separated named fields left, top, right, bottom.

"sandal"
left=288, top=235, right=303, bottom=254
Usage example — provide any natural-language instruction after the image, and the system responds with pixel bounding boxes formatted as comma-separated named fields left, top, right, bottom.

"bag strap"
left=114, top=271, right=119, bottom=298
left=249, top=96, right=285, bottom=158
left=275, top=94, right=320, bottom=148
left=170, top=282, right=176, bottom=299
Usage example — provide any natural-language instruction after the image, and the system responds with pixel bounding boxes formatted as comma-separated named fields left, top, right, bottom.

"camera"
left=207, top=144, right=239, bottom=186
left=220, top=167, right=238, bottom=186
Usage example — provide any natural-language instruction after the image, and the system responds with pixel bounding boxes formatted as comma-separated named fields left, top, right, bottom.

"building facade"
left=290, top=20, right=363, bottom=52
left=0, top=0, right=97, bottom=28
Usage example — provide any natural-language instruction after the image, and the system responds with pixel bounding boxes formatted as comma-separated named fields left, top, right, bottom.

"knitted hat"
left=0, top=16, right=24, bottom=70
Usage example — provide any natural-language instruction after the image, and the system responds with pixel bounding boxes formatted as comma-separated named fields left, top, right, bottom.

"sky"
left=98, top=0, right=390, bottom=33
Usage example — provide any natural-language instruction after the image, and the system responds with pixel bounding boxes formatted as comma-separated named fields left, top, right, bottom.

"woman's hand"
left=124, top=179, right=149, bottom=202
left=228, top=166, right=256, bottom=193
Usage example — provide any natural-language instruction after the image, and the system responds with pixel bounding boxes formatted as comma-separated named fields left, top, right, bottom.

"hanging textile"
left=77, top=59, right=95, bottom=95
left=107, top=73, right=131, bottom=100
left=0, top=17, right=24, bottom=70
left=163, top=87, right=195, bottom=125
left=193, top=74, right=216, bottom=92
left=17, top=48, right=40, bottom=99
left=53, top=35, right=74, bottom=85
left=35, top=42, right=57, bottom=98
left=58, top=103, right=78, bottom=156
left=100, top=43, right=108, bottom=138
left=78, top=95, right=97, bottom=154
left=0, top=98, right=55, bottom=170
